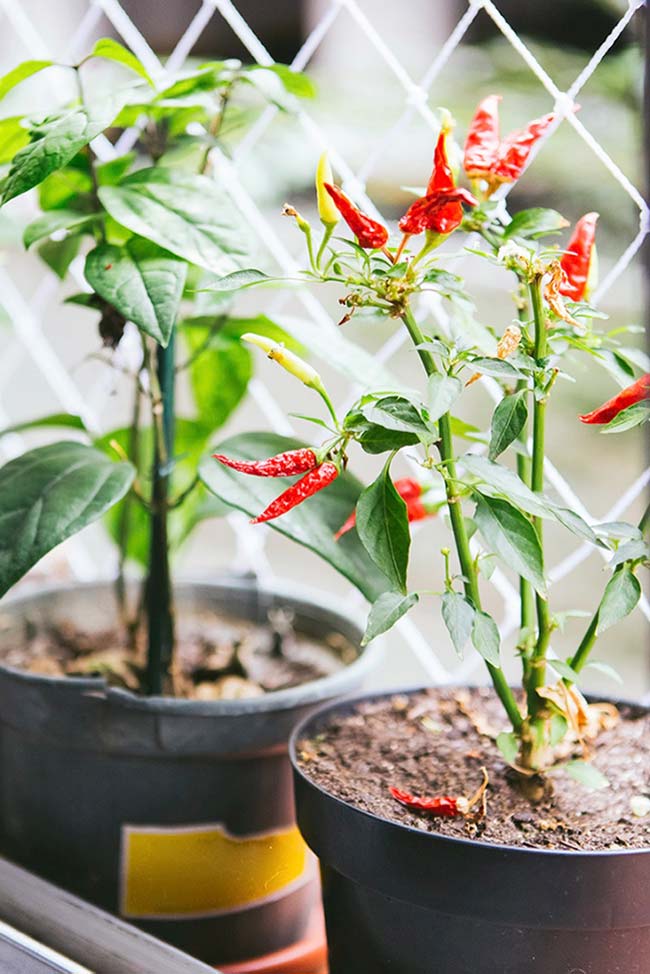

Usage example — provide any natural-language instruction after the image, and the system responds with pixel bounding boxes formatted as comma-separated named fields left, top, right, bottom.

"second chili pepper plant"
left=202, top=94, right=650, bottom=780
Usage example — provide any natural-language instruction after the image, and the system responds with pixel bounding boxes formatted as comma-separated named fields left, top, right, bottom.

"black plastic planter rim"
left=289, top=684, right=650, bottom=861
left=0, top=576, right=381, bottom=718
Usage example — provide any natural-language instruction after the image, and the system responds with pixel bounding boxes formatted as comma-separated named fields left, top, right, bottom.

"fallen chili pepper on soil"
left=334, top=477, right=434, bottom=540
left=559, top=212, right=598, bottom=301
left=251, top=461, right=340, bottom=524
left=213, top=448, right=318, bottom=478
left=323, top=183, right=388, bottom=249
left=463, top=94, right=556, bottom=195
left=389, top=767, right=489, bottom=820
left=580, top=374, right=650, bottom=425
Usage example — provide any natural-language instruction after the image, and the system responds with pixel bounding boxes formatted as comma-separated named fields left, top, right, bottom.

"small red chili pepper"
left=334, top=478, right=433, bottom=541
left=213, top=448, right=318, bottom=478
left=463, top=95, right=556, bottom=191
left=390, top=787, right=459, bottom=817
left=251, top=461, right=339, bottom=524
left=398, top=186, right=478, bottom=236
left=559, top=212, right=598, bottom=301
left=579, top=374, right=650, bottom=425
left=323, top=183, right=388, bottom=249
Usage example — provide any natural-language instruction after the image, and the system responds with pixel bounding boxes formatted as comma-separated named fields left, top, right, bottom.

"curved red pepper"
left=580, top=374, right=650, bottom=425
left=251, top=461, right=339, bottom=523
left=323, top=184, right=388, bottom=249
left=334, top=478, right=432, bottom=540
left=213, top=448, right=318, bottom=477
left=424, top=129, right=463, bottom=235
left=559, top=212, right=598, bottom=301
left=389, top=786, right=460, bottom=817
left=463, top=95, right=555, bottom=186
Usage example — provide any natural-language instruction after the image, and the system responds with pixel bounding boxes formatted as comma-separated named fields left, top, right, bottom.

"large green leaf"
left=0, top=442, right=134, bottom=597
left=597, top=568, right=641, bottom=634
left=185, top=326, right=252, bottom=433
left=474, top=492, right=546, bottom=594
left=0, top=412, right=86, bottom=437
left=504, top=208, right=569, bottom=241
left=2, top=103, right=118, bottom=204
left=89, top=38, right=154, bottom=87
left=0, top=60, right=53, bottom=101
left=356, top=459, right=410, bottom=595
left=199, top=433, right=392, bottom=601
left=471, top=609, right=501, bottom=666
left=85, top=238, right=187, bottom=347
left=98, top=167, right=248, bottom=272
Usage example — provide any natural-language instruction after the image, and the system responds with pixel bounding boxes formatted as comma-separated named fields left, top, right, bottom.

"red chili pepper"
left=423, top=129, right=463, bottom=235
left=213, top=448, right=317, bottom=478
left=579, top=374, right=650, bottom=425
left=389, top=786, right=460, bottom=817
left=251, top=461, right=339, bottom=524
left=559, top=212, right=598, bottom=301
left=334, top=478, right=433, bottom=540
left=323, top=184, right=388, bottom=249
left=398, top=186, right=478, bottom=236
left=463, top=95, right=555, bottom=189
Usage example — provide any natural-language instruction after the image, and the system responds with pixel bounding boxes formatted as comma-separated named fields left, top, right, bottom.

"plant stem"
left=115, top=372, right=142, bottom=643
left=523, top=276, right=553, bottom=751
left=144, top=334, right=175, bottom=695
left=401, top=304, right=522, bottom=731
left=514, top=298, right=535, bottom=668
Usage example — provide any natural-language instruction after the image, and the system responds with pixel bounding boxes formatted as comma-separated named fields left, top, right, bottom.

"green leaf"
left=249, top=63, right=316, bottom=99
left=199, top=433, right=392, bottom=601
left=426, top=374, right=462, bottom=423
left=0, top=442, right=134, bottom=598
left=474, top=492, right=546, bottom=594
left=0, top=60, right=53, bottom=101
left=488, top=389, right=528, bottom=461
left=362, top=591, right=418, bottom=646
left=201, top=268, right=269, bottom=292
left=357, top=425, right=419, bottom=455
left=2, top=103, right=118, bottom=204
left=466, top=357, right=524, bottom=381
left=601, top=400, right=650, bottom=434
left=504, top=208, right=569, bottom=241
left=471, top=610, right=500, bottom=666
left=98, top=167, right=248, bottom=272
left=565, top=760, right=609, bottom=791
left=496, top=731, right=518, bottom=764
left=24, top=208, right=97, bottom=248
left=0, top=412, right=86, bottom=437
left=0, top=117, right=30, bottom=164
left=608, top=538, right=650, bottom=568
left=85, top=238, right=187, bottom=347
left=441, top=591, right=475, bottom=657
left=89, top=38, right=154, bottom=87
left=185, top=327, right=252, bottom=433
left=38, top=164, right=92, bottom=211
left=550, top=714, right=568, bottom=746
left=585, top=660, right=623, bottom=685
left=547, top=657, right=580, bottom=682
left=356, top=459, right=411, bottom=594
left=361, top=396, right=432, bottom=439
left=38, top=235, right=82, bottom=279
left=597, top=568, right=641, bottom=634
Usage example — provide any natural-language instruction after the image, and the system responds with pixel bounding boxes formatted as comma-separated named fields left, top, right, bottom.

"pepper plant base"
left=297, top=687, right=650, bottom=851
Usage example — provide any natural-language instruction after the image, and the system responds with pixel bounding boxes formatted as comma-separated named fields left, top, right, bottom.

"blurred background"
left=0, top=0, right=648, bottom=696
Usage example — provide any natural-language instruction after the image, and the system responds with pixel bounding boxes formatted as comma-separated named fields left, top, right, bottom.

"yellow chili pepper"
left=316, top=153, right=340, bottom=226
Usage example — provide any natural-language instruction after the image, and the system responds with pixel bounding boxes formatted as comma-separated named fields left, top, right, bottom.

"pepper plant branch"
left=401, top=303, right=523, bottom=732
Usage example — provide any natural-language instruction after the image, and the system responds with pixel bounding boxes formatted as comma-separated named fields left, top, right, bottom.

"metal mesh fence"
left=0, top=0, right=648, bottom=693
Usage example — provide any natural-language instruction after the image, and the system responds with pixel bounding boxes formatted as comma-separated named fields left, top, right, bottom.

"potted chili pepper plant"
left=201, top=97, right=650, bottom=973
left=0, top=45, right=389, bottom=968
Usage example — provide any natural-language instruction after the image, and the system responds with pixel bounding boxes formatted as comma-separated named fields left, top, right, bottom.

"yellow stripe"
left=121, top=822, right=309, bottom=918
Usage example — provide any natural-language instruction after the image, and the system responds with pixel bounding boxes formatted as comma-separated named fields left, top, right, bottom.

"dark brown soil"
left=297, top=688, right=650, bottom=851
left=0, top=607, right=356, bottom=699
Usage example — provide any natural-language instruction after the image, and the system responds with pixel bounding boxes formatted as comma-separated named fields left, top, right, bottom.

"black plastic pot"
left=0, top=578, right=380, bottom=966
left=290, top=689, right=650, bottom=974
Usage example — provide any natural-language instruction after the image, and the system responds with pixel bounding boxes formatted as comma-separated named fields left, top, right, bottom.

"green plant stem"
left=316, top=224, right=335, bottom=268
left=525, top=276, right=553, bottom=741
left=115, top=372, right=142, bottom=642
left=144, top=335, right=175, bottom=695
left=401, top=304, right=522, bottom=731
left=514, top=298, right=535, bottom=669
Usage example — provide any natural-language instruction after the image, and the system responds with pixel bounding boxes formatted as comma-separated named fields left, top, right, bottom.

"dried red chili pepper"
left=334, top=478, right=433, bottom=540
left=251, top=461, right=339, bottom=524
left=213, top=448, right=318, bottom=478
left=559, top=212, right=598, bottom=301
left=579, top=374, right=650, bottom=425
left=389, top=787, right=459, bottom=817
left=463, top=95, right=555, bottom=192
left=323, top=184, right=388, bottom=249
